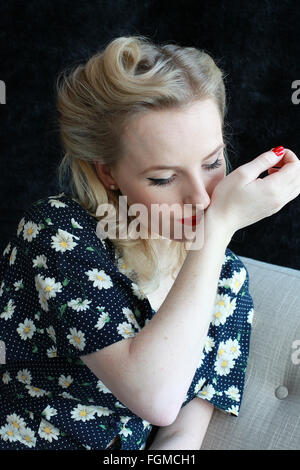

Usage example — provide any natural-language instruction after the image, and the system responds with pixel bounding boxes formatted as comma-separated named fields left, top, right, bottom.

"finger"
left=264, top=151, right=300, bottom=185
left=271, top=158, right=284, bottom=168
left=279, top=148, right=299, bottom=164
left=267, top=168, right=280, bottom=175
left=241, top=147, right=286, bottom=182
left=269, top=148, right=297, bottom=169
left=270, top=149, right=300, bottom=176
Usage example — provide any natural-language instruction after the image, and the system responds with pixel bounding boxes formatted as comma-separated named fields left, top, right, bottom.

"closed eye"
left=147, top=156, right=223, bottom=187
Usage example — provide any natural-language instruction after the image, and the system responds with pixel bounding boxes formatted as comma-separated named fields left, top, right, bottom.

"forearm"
left=148, top=397, right=214, bottom=450
left=129, top=216, right=232, bottom=423
left=148, top=430, right=200, bottom=450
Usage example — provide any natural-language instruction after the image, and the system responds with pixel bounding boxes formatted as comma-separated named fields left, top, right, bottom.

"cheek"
left=121, top=184, right=148, bottom=208
left=128, top=189, right=173, bottom=234
left=205, top=168, right=225, bottom=196
left=123, top=186, right=158, bottom=223
left=117, top=180, right=167, bottom=235
left=128, top=189, right=157, bottom=209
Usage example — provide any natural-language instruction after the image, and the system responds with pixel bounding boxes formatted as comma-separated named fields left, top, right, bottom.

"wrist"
left=204, top=207, right=234, bottom=246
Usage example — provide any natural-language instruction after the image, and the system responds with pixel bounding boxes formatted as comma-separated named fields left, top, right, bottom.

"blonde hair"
left=54, top=35, right=231, bottom=295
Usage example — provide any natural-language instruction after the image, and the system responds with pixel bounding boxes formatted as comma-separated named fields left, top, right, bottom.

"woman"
left=0, top=35, right=299, bottom=450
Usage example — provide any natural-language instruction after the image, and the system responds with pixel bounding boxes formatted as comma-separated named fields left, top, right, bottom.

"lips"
left=177, top=213, right=202, bottom=226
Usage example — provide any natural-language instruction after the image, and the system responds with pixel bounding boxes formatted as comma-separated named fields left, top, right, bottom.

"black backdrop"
left=1, top=0, right=299, bottom=269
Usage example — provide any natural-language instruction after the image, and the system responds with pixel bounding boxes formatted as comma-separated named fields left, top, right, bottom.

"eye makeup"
left=147, top=155, right=223, bottom=187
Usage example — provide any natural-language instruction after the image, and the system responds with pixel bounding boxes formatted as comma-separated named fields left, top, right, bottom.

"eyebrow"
left=139, top=143, right=225, bottom=175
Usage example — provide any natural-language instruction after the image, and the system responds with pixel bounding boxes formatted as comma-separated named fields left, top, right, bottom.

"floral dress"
left=0, top=192, right=255, bottom=450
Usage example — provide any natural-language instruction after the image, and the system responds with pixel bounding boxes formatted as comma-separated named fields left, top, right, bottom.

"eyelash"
left=147, top=156, right=223, bottom=187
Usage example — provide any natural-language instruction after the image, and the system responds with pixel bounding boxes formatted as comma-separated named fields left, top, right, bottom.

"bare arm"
left=128, top=214, right=231, bottom=423
left=81, top=212, right=232, bottom=426
left=148, top=398, right=214, bottom=450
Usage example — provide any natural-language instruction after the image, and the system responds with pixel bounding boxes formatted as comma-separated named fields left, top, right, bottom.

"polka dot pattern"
left=0, top=193, right=254, bottom=450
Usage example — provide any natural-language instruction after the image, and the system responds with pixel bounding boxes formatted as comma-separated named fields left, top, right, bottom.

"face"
left=95, top=99, right=226, bottom=242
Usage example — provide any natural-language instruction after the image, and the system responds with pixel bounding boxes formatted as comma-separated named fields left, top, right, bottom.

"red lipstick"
left=177, top=213, right=202, bottom=226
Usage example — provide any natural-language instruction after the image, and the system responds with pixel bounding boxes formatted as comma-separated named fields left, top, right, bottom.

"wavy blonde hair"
left=55, top=35, right=231, bottom=295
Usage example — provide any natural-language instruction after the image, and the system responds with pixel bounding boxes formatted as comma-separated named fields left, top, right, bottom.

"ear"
left=94, top=161, right=118, bottom=191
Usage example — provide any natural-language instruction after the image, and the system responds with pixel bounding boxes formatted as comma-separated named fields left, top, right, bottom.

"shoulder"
left=23, top=192, right=98, bottom=234
left=20, top=192, right=108, bottom=245
left=6, top=192, right=116, bottom=273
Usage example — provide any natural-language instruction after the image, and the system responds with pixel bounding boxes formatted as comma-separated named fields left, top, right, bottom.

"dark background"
left=0, top=0, right=299, bottom=269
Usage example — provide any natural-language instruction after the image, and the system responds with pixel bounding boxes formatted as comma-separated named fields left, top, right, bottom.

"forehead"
left=121, top=99, right=222, bottom=167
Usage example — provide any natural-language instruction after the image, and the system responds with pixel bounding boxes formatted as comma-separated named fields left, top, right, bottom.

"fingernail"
left=271, top=146, right=285, bottom=156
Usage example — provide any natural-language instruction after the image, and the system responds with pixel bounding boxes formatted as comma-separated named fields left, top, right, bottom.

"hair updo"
left=55, top=35, right=230, bottom=295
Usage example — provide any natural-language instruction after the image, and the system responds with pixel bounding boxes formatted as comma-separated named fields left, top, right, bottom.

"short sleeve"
left=0, top=195, right=147, bottom=361
left=48, top=233, right=144, bottom=359
left=182, top=249, right=255, bottom=417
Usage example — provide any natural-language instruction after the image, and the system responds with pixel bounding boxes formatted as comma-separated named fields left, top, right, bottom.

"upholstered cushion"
left=201, top=255, right=300, bottom=450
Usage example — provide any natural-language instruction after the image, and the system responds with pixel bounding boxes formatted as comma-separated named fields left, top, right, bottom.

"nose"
left=183, top=177, right=211, bottom=213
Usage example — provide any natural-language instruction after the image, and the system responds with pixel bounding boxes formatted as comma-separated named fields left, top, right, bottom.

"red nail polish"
left=271, top=146, right=285, bottom=156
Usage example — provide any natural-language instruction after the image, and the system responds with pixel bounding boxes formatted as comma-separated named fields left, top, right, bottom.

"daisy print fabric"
left=182, top=250, right=255, bottom=416
left=0, top=193, right=254, bottom=450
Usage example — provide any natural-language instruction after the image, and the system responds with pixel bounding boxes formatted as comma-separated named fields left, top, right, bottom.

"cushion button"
left=275, top=385, right=289, bottom=400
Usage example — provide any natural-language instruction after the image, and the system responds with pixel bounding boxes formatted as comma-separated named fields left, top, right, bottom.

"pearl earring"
left=110, top=184, right=116, bottom=190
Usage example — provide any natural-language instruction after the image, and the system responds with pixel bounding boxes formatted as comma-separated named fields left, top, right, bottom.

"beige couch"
left=201, top=255, right=300, bottom=450
left=1, top=255, right=300, bottom=450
